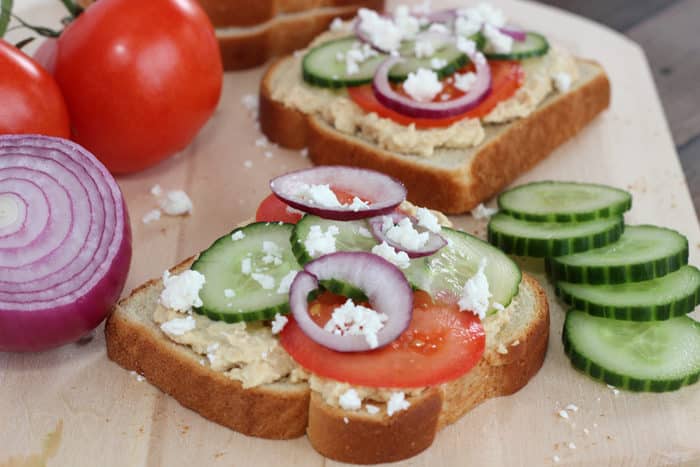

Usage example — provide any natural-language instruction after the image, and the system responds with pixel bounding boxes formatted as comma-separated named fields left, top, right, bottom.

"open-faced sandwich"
left=259, top=3, right=611, bottom=214
left=105, top=166, right=549, bottom=464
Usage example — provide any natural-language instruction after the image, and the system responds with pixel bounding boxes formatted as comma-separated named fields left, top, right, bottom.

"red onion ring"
left=372, top=49, right=492, bottom=118
left=0, top=135, right=131, bottom=352
left=368, top=212, right=447, bottom=258
left=270, top=166, right=406, bottom=220
left=498, top=25, right=527, bottom=42
left=289, top=252, right=413, bottom=352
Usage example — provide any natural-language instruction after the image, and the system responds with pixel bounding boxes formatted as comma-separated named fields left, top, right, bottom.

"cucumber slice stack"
left=487, top=180, right=700, bottom=392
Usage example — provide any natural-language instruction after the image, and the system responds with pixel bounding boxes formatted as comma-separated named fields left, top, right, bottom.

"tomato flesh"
left=348, top=60, right=524, bottom=128
left=280, top=291, right=485, bottom=388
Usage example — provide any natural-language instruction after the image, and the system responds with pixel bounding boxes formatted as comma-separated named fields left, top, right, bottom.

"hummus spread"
left=271, top=33, right=580, bottom=157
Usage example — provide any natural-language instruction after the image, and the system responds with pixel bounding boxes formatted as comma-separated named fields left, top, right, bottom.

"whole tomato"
left=53, top=0, right=223, bottom=174
left=0, top=40, right=70, bottom=138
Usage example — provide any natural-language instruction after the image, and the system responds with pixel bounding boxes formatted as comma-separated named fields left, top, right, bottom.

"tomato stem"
left=58, top=0, right=83, bottom=18
left=0, top=0, right=14, bottom=37
left=5, top=12, right=60, bottom=37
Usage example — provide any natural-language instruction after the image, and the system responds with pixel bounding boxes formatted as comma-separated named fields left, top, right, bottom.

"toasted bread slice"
left=259, top=56, right=611, bottom=214
left=215, top=1, right=384, bottom=70
left=105, top=253, right=548, bottom=462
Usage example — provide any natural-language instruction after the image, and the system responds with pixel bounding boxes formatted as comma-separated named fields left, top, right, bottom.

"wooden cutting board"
left=2, top=1, right=699, bottom=466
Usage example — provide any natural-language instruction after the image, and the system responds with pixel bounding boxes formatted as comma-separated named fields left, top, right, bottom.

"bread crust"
left=216, top=1, right=384, bottom=70
left=259, top=58, right=611, bottom=213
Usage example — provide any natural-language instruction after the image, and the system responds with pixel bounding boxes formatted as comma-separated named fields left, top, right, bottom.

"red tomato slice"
left=347, top=61, right=524, bottom=129
left=255, top=189, right=368, bottom=224
left=279, top=291, right=485, bottom=388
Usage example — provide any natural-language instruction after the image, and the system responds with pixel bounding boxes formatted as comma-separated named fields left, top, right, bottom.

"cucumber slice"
left=485, top=32, right=549, bottom=60
left=389, top=42, right=468, bottom=82
left=547, top=225, right=689, bottom=285
left=302, top=37, right=388, bottom=88
left=563, top=310, right=700, bottom=392
left=556, top=266, right=700, bottom=321
left=498, top=181, right=632, bottom=222
left=412, top=227, right=522, bottom=311
left=488, top=213, right=624, bottom=257
left=191, top=222, right=300, bottom=322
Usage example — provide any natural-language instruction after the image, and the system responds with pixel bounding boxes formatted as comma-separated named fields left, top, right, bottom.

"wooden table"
left=1, top=1, right=699, bottom=466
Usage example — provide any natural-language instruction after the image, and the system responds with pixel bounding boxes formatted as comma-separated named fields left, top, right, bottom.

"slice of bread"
left=214, top=1, right=384, bottom=70
left=105, top=256, right=548, bottom=463
left=259, top=56, right=611, bottom=214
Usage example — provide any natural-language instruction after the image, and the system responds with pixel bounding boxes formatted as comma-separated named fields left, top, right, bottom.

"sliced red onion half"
left=372, top=49, right=492, bottom=119
left=0, top=135, right=131, bottom=352
left=289, top=252, right=413, bottom=352
left=270, top=166, right=406, bottom=220
left=369, top=212, right=447, bottom=258
left=499, top=25, right=527, bottom=42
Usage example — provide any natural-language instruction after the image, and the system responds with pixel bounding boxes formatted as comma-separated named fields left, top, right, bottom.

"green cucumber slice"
left=563, top=310, right=700, bottom=392
left=302, top=37, right=388, bottom=88
left=191, top=222, right=300, bottom=322
left=412, top=227, right=522, bottom=311
left=488, top=213, right=624, bottom=257
left=485, top=32, right=549, bottom=60
left=546, top=225, right=689, bottom=284
left=556, top=265, right=700, bottom=321
left=389, top=42, right=468, bottom=82
left=498, top=181, right=632, bottom=222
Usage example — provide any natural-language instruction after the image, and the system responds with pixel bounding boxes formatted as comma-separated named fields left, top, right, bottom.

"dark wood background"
left=537, top=0, right=699, bottom=214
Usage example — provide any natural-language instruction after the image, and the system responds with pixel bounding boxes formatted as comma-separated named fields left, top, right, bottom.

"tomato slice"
left=279, top=291, right=485, bottom=388
left=347, top=60, right=524, bottom=129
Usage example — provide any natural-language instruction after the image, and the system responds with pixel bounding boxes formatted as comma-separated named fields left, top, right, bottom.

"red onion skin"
left=0, top=203, right=132, bottom=352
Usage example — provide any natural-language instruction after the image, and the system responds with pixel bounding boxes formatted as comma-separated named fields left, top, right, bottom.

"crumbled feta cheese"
left=458, top=258, right=491, bottom=320
left=241, top=258, right=252, bottom=275
left=496, top=343, right=508, bottom=354
left=383, top=217, right=429, bottom=250
left=150, top=184, right=163, bottom=196
left=493, top=302, right=505, bottom=311
left=339, top=389, right=362, bottom=411
left=251, top=272, right=275, bottom=290
left=224, top=288, right=236, bottom=298
left=298, top=183, right=342, bottom=208
left=403, top=68, right=443, bottom=102
left=343, top=417, right=349, bottom=424
left=357, top=226, right=372, bottom=238
left=415, top=207, right=441, bottom=233
left=243, top=160, right=253, bottom=169
left=160, top=316, right=196, bottom=336
left=558, top=409, right=570, bottom=419
left=427, top=23, right=450, bottom=35
left=553, top=455, right=560, bottom=463
left=329, top=17, right=345, bottom=31
left=323, top=299, right=388, bottom=349
left=300, top=148, right=309, bottom=158
left=454, top=71, right=478, bottom=93
left=285, top=205, right=304, bottom=216
left=142, top=209, right=162, bottom=224
left=458, top=3, right=506, bottom=28
left=271, top=313, right=288, bottom=334
left=357, top=8, right=402, bottom=52
left=206, top=342, right=219, bottom=363
left=304, top=224, right=340, bottom=257
left=277, top=270, right=299, bottom=294
left=565, top=403, right=579, bottom=412
left=553, top=72, right=572, bottom=93
left=471, top=203, right=498, bottom=219
left=160, top=270, right=206, bottom=312
left=393, top=5, right=419, bottom=39
left=607, top=384, right=620, bottom=395
left=568, top=442, right=576, bottom=450
left=241, top=94, right=258, bottom=113
left=511, top=339, right=520, bottom=346
left=456, top=36, right=477, bottom=55
left=231, top=230, right=245, bottom=241
left=159, top=190, right=193, bottom=216
left=371, top=241, right=411, bottom=269
left=262, top=240, right=283, bottom=265
left=365, top=404, right=380, bottom=415
left=483, top=23, right=513, bottom=54
left=348, top=197, right=369, bottom=211
left=387, top=392, right=410, bottom=416
left=414, top=39, right=435, bottom=58
left=130, top=371, right=146, bottom=382
left=455, top=15, right=482, bottom=37
left=430, top=57, right=447, bottom=69
left=583, top=428, right=590, bottom=435
left=255, top=136, right=269, bottom=147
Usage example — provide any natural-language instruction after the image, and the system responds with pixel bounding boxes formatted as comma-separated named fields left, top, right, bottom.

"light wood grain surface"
left=1, top=1, right=699, bottom=466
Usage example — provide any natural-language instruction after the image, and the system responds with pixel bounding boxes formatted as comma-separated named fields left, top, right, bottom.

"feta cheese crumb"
left=357, top=8, right=402, bottom=52
left=243, top=160, right=253, bottom=169
left=414, top=39, right=435, bottom=58
left=483, top=23, right=513, bottom=54
left=159, top=190, right=193, bottom=216
left=387, top=392, right=410, bottom=416
left=231, top=230, right=245, bottom=241
left=300, top=148, right=309, bottom=158
left=383, top=217, right=429, bottom=250
left=558, top=409, right=569, bottom=419
left=142, top=209, right=162, bottom=224
left=323, top=298, right=388, bottom=349
left=403, top=68, right=443, bottom=102
left=150, top=184, right=163, bottom=196
left=206, top=342, right=219, bottom=363
left=511, top=339, right=520, bottom=346
left=343, top=417, right=349, bottom=424
left=255, top=136, right=269, bottom=148
left=298, top=183, right=342, bottom=207
left=241, top=258, right=252, bottom=275
left=456, top=36, right=477, bottom=55
left=496, top=343, right=508, bottom=354
left=394, top=5, right=419, bottom=39
left=454, top=71, right=477, bottom=93
left=160, top=270, right=206, bottom=312
left=553, top=72, right=572, bottom=93
left=471, top=203, right=498, bottom=219
left=568, top=442, right=576, bottom=450
left=251, top=272, right=275, bottom=290
left=365, top=404, right=380, bottom=415
left=415, top=207, right=441, bottom=233
left=130, top=371, right=146, bottom=382
left=339, top=389, right=362, bottom=411
left=458, top=258, right=491, bottom=320
left=160, top=316, right=196, bottom=336
left=607, top=384, right=620, bottom=395
left=493, top=302, right=505, bottom=311
left=241, top=94, right=259, bottom=113
left=304, top=224, right=340, bottom=257
left=455, top=15, right=482, bottom=37
left=277, top=270, right=299, bottom=294
left=348, top=197, right=369, bottom=211
left=553, top=455, right=560, bottom=463
left=357, top=226, right=372, bottom=238
left=224, top=288, right=236, bottom=298
left=431, top=57, right=447, bottom=69
left=583, top=428, right=590, bottom=435
left=262, top=240, right=283, bottom=265
left=271, top=313, right=288, bottom=334
left=329, top=17, right=344, bottom=31
left=565, top=403, right=579, bottom=412
left=371, top=241, right=411, bottom=269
